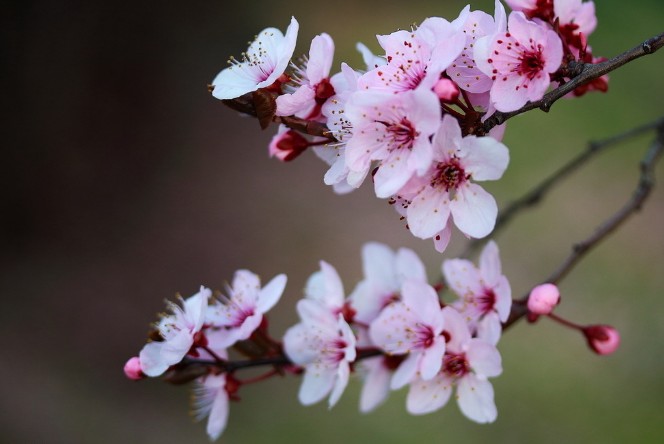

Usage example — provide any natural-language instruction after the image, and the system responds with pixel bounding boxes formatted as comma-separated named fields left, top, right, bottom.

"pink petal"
left=275, top=85, right=315, bottom=116
left=467, top=339, right=503, bottom=377
left=206, top=382, right=230, bottom=440
left=406, top=374, right=453, bottom=415
left=420, top=337, right=446, bottom=380
left=359, top=358, right=392, bottom=413
left=457, top=374, right=497, bottom=423
left=257, top=274, right=287, bottom=314
left=391, top=352, right=419, bottom=390
left=299, top=365, right=336, bottom=405
left=479, top=240, right=502, bottom=286
left=449, top=182, right=498, bottom=238
left=406, top=186, right=452, bottom=239
left=459, top=136, right=509, bottom=181
left=328, top=361, right=350, bottom=408
left=442, top=258, right=483, bottom=298
left=306, top=33, right=334, bottom=84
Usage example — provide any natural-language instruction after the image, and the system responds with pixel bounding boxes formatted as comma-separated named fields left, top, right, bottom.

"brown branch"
left=479, top=33, right=664, bottom=135
left=462, top=116, right=664, bottom=258
left=503, top=120, right=664, bottom=329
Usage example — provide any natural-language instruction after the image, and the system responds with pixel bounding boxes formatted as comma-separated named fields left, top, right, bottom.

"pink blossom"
left=139, top=286, right=210, bottom=377
left=350, top=242, right=428, bottom=328
left=345, top=88, right=441, bottom=198
left=403, top=115, right=509, bottom=243
left=284, top=304, right=357, bottom=407
left=583, top=325, right=620, bottom=355
left=406, top=307, right=502, bottom=423
left=447, top=2, right=507, bottom=94
left=206, top=270, right=287, bottom=348
left=276, top=33, right=336, bottom=119
left=527, top=283, right=560, bottom=315
left=443, top=241, right=512, bottom=345
left=123, top=357, right=144, bottom=380
left=475, top=11, right=563, bottom=111
left=369, top=279, right=446, bottom=387
left=211, top=17, right=299, bottom=100
left=357, top=23, right=465, bottom=94
left=555, top=0, right=597, bottom=39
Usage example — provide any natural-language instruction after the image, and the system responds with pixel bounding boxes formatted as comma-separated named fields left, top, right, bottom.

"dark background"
left=2, top=0, right=663, bottom=442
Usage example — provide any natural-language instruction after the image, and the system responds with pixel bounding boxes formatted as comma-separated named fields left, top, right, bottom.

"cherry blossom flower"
left=443, top=241, right=512, bottom=345
left=475, top=11, right=563, bottom=112
left=210, top=17, right=299, bottom=100
left=403, top=115, right=509, bottom=244
left=139, top=286, right=210, bottom=377
left=447, top=2, right=506, bottom=94
left=406, top=307, right=502, bottom=423
left=276, top=33, right=336, bottom=119
left=357, top=22, right=465, bottom=94
left=555, top=0, right=597, bottom=41
left=206, top=270, right=287, bottom=349
left=345, top=88, right=441, bottom=198
left=369, top=279, right=446, bottom=388
left=284, top=304, right=357, bottom=407
left=268, top=124, right=311, bottom=161
left=444, top=241, right=511, bottom=342
left=349, top=242, right=427, bottom=326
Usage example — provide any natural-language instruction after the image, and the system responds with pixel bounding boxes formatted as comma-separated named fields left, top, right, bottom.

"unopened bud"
left=433, top=78, right=459, bottom=103
left=124, top=356, right=145, bottom=380
left=583, top=325, right=620, bottom=355
left=527, top=283, right=560, bottom=315
left=269, top=129, right=309, bottom=161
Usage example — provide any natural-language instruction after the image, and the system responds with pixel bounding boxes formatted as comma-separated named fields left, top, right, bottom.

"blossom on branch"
left=210, top=17, right=299, bottom=100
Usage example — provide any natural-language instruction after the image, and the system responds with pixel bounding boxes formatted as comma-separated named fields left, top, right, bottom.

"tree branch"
left=503, top=120, right=664, bottom=329
left=462, top=116, right=664, bottom=258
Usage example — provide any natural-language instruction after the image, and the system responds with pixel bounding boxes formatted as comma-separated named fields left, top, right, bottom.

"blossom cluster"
left=210, top=0, right=605, bottom=253
left=125, top=1, right=626, bottom=441
left=127, top=241, right=512, bottom=440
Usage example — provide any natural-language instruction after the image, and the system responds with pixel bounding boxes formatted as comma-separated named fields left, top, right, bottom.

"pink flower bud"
left=124, top=356, right=145, bottom=380
left=433, top=78, right=459, bottom=103
left=527, top=283, right=560, bottom=315
left=269, top=129, right=309, bottom=161
left=583, top=325, right=620, bottom=355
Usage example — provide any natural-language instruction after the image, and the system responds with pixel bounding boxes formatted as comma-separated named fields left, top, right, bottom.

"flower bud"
left=269, top=129, right=309, bottom=161
left=433, top=78, right=459, bottom=103
left=527, top=283, right=560, bottom=315
left=124, top=356, right=145, bottom=380
left=583, top=325, right=620, bottom=355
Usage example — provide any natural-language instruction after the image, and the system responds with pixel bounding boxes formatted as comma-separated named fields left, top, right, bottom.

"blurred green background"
left=2, top=0, right=663, bottom=442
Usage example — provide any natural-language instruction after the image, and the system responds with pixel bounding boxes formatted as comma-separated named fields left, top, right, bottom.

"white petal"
left=256, top=274, right=287, bottom=314
left=359, top=358, right=392, bottom=413
left=476, top=313, right=502, bottom=346
left=406, top=186, right=452, bottom=239
left=391, top=352, right=419, bottom=390
left=406, top=374, right=453, bottom=415
left=307, top=33, right=335, bottom=84
left=395, top=247, right=427, bottom=283
left=419, top=337, right=446, bottom=380
left=328, top=361, right=350, bottom=408
left=459, top=136, right=509, bottom=181
left=450, top=183, right=498, bottom=238
left=139, top=342, right=168, bottom=377
left=467, top=339, right=502, bottom=377
left=442, top=258, right=483, bottom=298
left=456, top=374, right=497, bottom=423
left=299, top=365, right=336, bottom=405
left=206, top=383, right=230, bottom=441
left=479, top=241, right=502, bottom=287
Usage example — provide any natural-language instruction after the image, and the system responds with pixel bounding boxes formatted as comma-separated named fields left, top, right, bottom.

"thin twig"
left=503, top=121, right=664, bottom=329
left=462, top=116, right=664, bottom=258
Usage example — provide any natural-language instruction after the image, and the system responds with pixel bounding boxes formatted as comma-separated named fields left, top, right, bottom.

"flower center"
left=477, top=288, right=497, bottom=315
left=381, top=117, right=418, bottom=151
left=431, top=157, right=468, bottom=191
left=443, top=353, right=470, bottom=378
left=517, top=46, right=545, bottom=80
